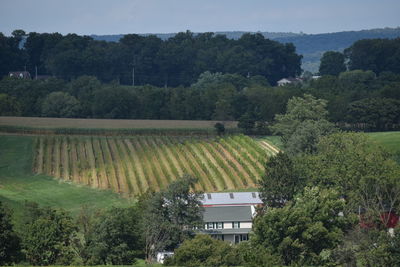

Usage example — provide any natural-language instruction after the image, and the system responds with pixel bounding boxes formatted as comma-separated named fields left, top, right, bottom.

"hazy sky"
left=1, top=0, right=399, bottom=36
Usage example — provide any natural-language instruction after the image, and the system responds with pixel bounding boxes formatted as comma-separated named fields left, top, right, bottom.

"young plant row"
left=33, top=135, right=270, bottom=196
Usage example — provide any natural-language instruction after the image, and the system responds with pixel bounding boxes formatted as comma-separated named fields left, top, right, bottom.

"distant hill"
left=91, top=27, right=400, bottom=73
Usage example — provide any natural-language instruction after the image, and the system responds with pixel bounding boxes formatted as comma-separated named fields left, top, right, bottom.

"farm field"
left=0, top=116, right=237, bottom=129
left=33, top=134, right=277, bottom=195
left=0, top=135, right=131, bottom=218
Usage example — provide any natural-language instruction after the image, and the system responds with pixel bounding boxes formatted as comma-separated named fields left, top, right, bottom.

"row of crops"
left=33, top=135, right=277, bottom=196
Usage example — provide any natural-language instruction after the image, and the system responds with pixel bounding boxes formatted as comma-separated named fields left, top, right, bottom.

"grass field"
left=0, top=116, right=237, bottom=129
left=367, top=131, right=400, bottom=161
left=32, top=134, right=277, bottom=196
left=0, top=135, right=131, bottom=219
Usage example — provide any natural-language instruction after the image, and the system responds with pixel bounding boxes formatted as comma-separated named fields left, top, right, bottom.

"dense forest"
left=1, top=31, right=400, bottom=131
left=0, top=30, right=301, bottom=86
left=90, top=27, right=400, bottom=72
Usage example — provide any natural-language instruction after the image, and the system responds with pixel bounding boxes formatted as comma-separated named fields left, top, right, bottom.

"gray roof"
left=201, top=228, right=252, bottom=235
left=201, top=192, right=262, bottom=206
left=203, top=206, right=253, bottom=222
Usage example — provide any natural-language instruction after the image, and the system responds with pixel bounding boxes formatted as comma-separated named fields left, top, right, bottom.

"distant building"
left=277, top=77, right=302, bottom=86
left=9, top=71, right=31, bottom=79
left=200, top=192, right=262, bottom=244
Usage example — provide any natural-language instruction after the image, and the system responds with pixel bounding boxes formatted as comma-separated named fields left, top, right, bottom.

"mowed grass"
left=0, top=135, right=131, bottom=218
left=367, top=131, right=400, bottom=161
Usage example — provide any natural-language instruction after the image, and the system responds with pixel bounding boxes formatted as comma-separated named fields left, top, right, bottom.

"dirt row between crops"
left=259, top=141, right=280, bottom=154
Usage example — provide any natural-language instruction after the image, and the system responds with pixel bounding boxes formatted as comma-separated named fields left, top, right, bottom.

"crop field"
left=0, top=116, right=238, bottom=129
left=0, top=135, right=130, bottom=218
left=32, top=134, right=277, bottom=196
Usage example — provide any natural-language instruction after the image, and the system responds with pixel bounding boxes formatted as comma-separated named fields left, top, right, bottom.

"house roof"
left=203, top=206, right=253, bottom=222
left=201, top=192, right=262, bottom=206
left=202, top=228, right=252, bottom=235
left=9, top=71, right=31, bottom=79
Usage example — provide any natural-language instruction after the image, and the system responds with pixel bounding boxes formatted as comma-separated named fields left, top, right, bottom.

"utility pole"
left=132, top=66, right=135, bottom=86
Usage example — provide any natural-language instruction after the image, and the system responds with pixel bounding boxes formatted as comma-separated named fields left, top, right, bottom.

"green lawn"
left=0, top=135, right=131, bottom=220
left=367, top=131, right=400, bottom=153
left=367, top=131, right=400, bottom=162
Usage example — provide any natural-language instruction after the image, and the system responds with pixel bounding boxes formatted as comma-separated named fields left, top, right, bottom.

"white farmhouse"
left=200, top=192, right=262, bottom=244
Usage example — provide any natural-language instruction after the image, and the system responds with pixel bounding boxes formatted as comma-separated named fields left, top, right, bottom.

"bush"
left=165, top=235, right=242, bottom=267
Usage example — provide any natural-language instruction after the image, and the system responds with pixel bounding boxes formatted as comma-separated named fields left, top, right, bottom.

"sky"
left=1, top=0, right=399, bottom=36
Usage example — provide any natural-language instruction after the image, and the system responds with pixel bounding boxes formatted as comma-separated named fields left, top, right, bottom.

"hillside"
left=0, top=135, right=130, bottom=217
left=33, top=134, right=277, bottom=196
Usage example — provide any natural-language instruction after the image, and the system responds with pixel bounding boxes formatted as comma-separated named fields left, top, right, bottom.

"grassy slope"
left=0, top=135, right=131, bottom=218
left=367, top=131, right=400, bottom=152
left=367, top=131, right=400, bottom=161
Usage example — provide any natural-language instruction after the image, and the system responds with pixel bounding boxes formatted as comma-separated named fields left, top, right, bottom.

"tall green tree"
left=21, top=206, right=78, bottom=265
left=140, top=175, right=203, bottom=262
left=301, top=132, right=400, bottom=225
left=84, top=207, right=143, bottom=265
left=41, top=91, right=81, bottom=118
left=252, top=187, right=355, bottom=266
left=319, top=51, right=346, bottom=76
left=270, top=94, right=336, bottom=155
left=0, top=202, right=21, bottom=265
left=259, top=152, right=305, bottom=208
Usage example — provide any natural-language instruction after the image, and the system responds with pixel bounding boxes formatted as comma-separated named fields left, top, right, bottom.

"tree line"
left=0, top=30, right=302, bottom=86
left=1, top=69, right=399, bottom=132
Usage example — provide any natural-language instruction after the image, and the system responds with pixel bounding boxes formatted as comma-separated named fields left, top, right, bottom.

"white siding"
left=241, top=222, right=252, bottom=228
left=224, top=222, right=232, bottom=229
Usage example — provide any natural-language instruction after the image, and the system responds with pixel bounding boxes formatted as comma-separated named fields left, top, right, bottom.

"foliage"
left=345, top=38, right=400, bottom=74
left=165, top=234, right=242, bottom=267
left=333, top=227, right=400, bottom=267
left=0, top=93, right=21, bottom=116
left=84, top=206, right=143, bottom=265
left=237, top=112, right=256, bottom=134
left=319, top=51, right=346, bottom=76
left=347, top=97, right=400, bottom=131
left=139, top=175, right=204, bottom=262
left=259, top=152, right=305, bottom=208
left=214, top=122, right=225, bottom=135
left=271, top=94, right=336, bottom=155
left=41, top=91, right=81, bottom=118
left=20, top=205, right=79, bottom=265
left=0, top=201, right=21, bottom=265
left=252, top=187, right=355, bottom=266
left=301, top=132, right=400, bottom=227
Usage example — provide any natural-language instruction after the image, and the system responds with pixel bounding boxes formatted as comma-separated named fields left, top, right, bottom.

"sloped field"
left=33, top=135, right=276, bottom=196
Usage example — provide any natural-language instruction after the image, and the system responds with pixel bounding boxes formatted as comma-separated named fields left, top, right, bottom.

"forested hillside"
left=91, top=27, right=400, bottom=72
left=0, top=31, right=301, bottom=86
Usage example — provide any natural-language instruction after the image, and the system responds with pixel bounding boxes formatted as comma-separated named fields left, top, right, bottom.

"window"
left=252, top=192, right=256, bottom=198
left=241, top=234, right=248, bottom=241
left=206, top=222, right=224, bottom=229
left=229, top=193, right=234, bottom=199
left=207, top=193, right=212, bottom=199
left=232, top=222, right=240, bottom=229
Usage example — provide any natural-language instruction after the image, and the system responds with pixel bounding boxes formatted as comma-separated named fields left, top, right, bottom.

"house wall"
left=223, top=222, right=232, bottom=229
left=223, top=234, right=235, bottom=243
left=241, top=222, right=252, bottom=228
